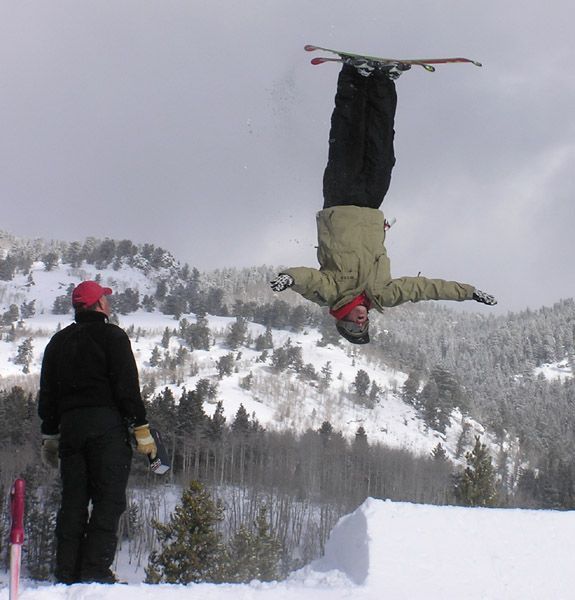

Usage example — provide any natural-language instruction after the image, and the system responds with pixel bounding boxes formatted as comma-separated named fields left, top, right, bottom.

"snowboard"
left=304, top=44, right=482, bottom=72
left=148, top=428, right=171, bottom=475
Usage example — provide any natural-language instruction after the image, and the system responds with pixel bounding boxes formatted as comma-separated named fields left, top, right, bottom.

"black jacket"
left=38, top=311, right=147, bottom=435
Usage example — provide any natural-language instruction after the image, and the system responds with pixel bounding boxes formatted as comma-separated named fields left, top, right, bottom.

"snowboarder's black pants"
left=323, top=64, right=397, bottom=209
left=55, top=407, right=132, bottom=583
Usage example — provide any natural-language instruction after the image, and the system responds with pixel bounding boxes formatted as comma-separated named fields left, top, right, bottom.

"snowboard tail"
left=304, top=44, right=482, bottom=73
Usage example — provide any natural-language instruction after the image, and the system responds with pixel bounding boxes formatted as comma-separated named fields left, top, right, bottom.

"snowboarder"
left=270, top=59, right=497, bottom=344
left=38, top=280, right=158, bottom=584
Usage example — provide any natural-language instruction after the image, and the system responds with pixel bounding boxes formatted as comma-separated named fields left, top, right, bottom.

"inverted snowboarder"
left=270, top=54, right=496, bottom=344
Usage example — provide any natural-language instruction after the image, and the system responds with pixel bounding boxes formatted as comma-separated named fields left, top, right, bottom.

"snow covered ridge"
left=0, top=254, right=510, bottom=461
left=3, top=498, right=574, bottom=600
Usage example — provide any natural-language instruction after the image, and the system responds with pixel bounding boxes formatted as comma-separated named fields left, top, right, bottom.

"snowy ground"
left=3, top=498, right=574, bottom=600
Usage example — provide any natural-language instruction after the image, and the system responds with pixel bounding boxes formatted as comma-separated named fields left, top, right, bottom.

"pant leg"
left=55, top=448, right=90, bottom=583
left=322, top=65, right=397, bottom=209
left=80, top=425, right=132, bottom=580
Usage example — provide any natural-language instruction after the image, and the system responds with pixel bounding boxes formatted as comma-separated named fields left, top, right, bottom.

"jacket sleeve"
left=106, top=327, right=148, bottom=426
left=38, top=339, right=61, bottom=435
left=283, top=267, right=339, bottom=307
left=374, top=277, right=475, bottom=308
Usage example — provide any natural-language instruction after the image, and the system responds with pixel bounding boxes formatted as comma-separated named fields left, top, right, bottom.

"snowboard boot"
left=342, top=56, right=411, bottom=79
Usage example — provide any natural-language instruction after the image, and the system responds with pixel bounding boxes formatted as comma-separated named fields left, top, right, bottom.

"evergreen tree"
left=19, top=300, right=36, bottom=319
left=64, top=241, right=83, bottom=267
left=255, top=326, right=274, bottom=351
left=207, top=401, right=226, bottom=441
left=161, top=327, right=172, bottom=349
left=41, top=252, right=59, bottom=271
left=177, top=385, right=210, bottom=439
left=180, top=315, right=211, bottom=350
left=354, top=426, right=368, bottom=448
left=454, top=436, right=498, bottom=507
left=0, top=254, right=16, bottom=280
left=52, top=295, right=71, bottom=315
left=231, top=404, right=251, bottom=436
left=113, top=288, right=140, bottom=314
left=402, top=371, right=421, bottom=408
left=226, top=316, right=248, bottom=349
left=205, top=287, right=226, bottom=316
left=216, top=353, right=235, bottom=379
left=319, top=361, right=333, bottom=392
left=2, top=304, right=19, bottom=325
left=318, top=420, right=333, bottom=443
left=145, top=481, right=226, bottom=584
left=353, top=369, right=371, bottom=400
left=288, top=305, right=308, bottom=332
left=224, top=506, right=283, bottom=582
left=149, top=346, right=162, bottom=367
left=14, top=337, right=33, bottom=374
left=431, top=442, right=448, bottom=462
left=240, top=371, right=254, bottom=390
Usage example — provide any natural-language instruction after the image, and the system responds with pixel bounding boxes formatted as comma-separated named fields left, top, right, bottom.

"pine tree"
left=145, top=481, right=226, bottom=583
left=2, top=304, right=19, bottom=325
left=353, top=369, right=371, bottom=400
left=0, top=254, right=16, bottom=281
left=319, top=361, right=333, bottom=392
left=161, top=327, right=171, bottom=349
left=402, top=371, right=421, bottom=408
left=52, top=295, right=71, bottom=315
left=149, top=346, right=162, bottom=367
left=354, top=426, right=369, bottom=448
left=255, top=326, right=274, bottom=351
left=226, top=316, right=248, bottom=349
left=431, top=442, right=448, bottom=462
left=41, top=252, right=59, bottom=271
left=454, top=436, right=498, bottom=507
left=19, top=300, right=36, bottom=319
left=224, top=506, right=283, bottom=582
left=14, top=338, right=33, bottom=374
left=231, top=404, right=251, bottom=436
left=216, top=353, right=235, bottom=379
left=207, top=401, right=226, bottom=441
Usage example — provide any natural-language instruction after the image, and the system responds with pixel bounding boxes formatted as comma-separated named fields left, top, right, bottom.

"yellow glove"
left=133, top=424, right=157, bottom=459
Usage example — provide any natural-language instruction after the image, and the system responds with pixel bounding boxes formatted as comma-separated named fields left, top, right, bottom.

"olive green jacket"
left=283, top=205, right=474, bottom=313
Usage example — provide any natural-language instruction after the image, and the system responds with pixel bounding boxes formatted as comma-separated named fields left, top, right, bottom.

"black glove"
left=41, top=434, right=60, bottom=469
left=473, top=289, right=497, bottom=306
left=270, top=273, right=294, bottom=292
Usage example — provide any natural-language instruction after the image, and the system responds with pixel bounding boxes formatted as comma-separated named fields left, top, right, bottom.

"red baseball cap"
left=71, top=281, right=112, bottom=308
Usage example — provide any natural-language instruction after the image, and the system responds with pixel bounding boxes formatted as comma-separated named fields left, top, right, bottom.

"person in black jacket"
left=38, top=280, right=157, bottom=584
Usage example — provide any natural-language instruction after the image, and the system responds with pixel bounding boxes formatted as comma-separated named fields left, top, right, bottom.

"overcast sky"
left=1, top=0, right=574, bottom=313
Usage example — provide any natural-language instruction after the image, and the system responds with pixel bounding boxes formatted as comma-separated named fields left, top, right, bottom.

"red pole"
left=10, top=479, right=26, bottom=600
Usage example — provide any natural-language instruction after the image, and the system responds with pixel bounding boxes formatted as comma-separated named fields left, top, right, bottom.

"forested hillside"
left=0, top=231, right=574, bottom=580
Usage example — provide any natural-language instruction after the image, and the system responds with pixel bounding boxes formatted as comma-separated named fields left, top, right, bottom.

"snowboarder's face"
left=345, top=305, right=369, bottom=326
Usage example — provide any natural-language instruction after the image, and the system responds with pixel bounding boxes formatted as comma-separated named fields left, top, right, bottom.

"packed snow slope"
left=3, top=498, right=574, bottom=600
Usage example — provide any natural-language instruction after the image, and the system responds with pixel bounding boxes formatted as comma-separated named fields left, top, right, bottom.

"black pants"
left=323, top=64, right=397, bottom=209
left=55, top=407, right=132, bottom=583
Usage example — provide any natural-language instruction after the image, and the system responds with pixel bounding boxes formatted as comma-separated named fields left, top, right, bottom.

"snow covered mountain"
left=0, top=232, right=495, bottom=464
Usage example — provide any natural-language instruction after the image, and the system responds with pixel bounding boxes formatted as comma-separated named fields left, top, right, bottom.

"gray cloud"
left=1, top=0, right=574, bottom=312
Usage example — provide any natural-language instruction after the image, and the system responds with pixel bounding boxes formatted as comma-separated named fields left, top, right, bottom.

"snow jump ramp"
left=305, top=497, right=575, bottom=599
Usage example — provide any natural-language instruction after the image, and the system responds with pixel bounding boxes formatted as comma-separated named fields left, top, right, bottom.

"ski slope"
left=3, top=498, right=574, bottom=600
